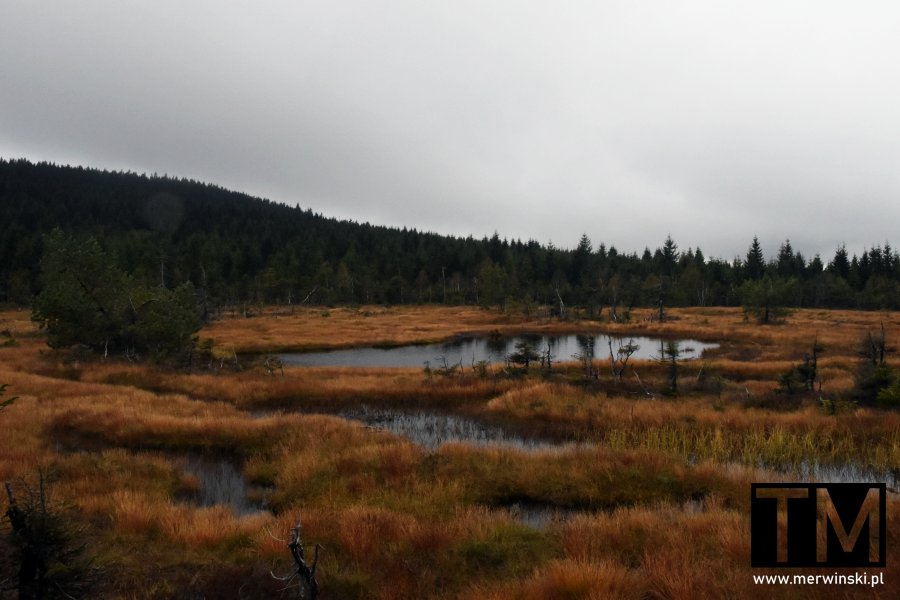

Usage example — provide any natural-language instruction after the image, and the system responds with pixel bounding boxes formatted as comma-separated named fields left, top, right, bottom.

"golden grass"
left=470, top=493, right=900, bottom=600
left=483, top=382, right=900, bottom=469
left=78, top=360, right=516, bottom=414
left=199, top=305, right=535, bottom=353
left=464, top=559, right=644, bottom=600
left=199, top=305, right=900, bottom=355
left=2, top=306, right=900, bottom=598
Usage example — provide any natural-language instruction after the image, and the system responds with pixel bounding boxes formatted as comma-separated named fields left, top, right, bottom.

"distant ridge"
left=1, top=158, right=898, bottom=309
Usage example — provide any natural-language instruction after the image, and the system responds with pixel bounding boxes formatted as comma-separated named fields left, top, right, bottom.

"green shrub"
left=32, top=230, right=200, bottom=361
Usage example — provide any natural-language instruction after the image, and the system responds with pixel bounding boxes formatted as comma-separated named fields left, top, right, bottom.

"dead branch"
left=299, top=286, right=319, bottom=306
left=609, top=338, right=639, bottom=382
left=554, top=284, right=565, bottom=320
left=632, top=368, right=653, bottom=397
left=286, top=519, right=321, bottom=599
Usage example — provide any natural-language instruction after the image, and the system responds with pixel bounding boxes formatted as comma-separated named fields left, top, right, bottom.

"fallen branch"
left=632, top=368, right=653, bottom=397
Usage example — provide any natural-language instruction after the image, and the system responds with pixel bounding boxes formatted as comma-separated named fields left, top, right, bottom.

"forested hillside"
left=2, top=158, right=899, bottom=311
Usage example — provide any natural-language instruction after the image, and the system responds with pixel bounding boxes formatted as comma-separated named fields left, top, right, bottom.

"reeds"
left=484, top=382, right=900, bottom=471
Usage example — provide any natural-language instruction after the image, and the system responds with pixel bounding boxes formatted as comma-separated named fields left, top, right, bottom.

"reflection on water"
left=783, top=461, right=899, bottom=490
left=341, top=408, right=899, bottom=495
left=506, top=502, right=585, bottom=529
left=508, top=497, right=710, bottom=530
left=180, top=457, right=267, bottom=515
left=279, top=333, right=718, bottom=368
left=340, top=407, right=565, bottom=452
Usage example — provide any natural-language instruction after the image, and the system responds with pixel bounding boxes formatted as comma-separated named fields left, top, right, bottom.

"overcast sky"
left=2, top=1, right=899, bottom=261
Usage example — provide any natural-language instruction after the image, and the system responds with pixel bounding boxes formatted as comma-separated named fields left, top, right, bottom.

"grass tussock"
left=42, top=389, right=286, bottom=455
left=83, top=361, right=516, bottom=412
left=430, top=443, right=732, bottom=510
left=464, top=559, right=644, bottom=600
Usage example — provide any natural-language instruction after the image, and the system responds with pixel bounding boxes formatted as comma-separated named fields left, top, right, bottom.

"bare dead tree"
left=272, top=519, right=322, bottom=599
left=540, top=343, right=554, bottom=372
left=471, top=357, right=489, bottom=378
left=571, top=335, right=596, bottom=379
left=608, top=283, right=619, bottom=323
left=554, top=283, right=566, bottom=320
left=572, top=349, right=593, bottom=379
left=299, top=286, right=319, bottom=306
left=860, top=322, right=892, bottom=366
left=289, top=520, right=321, bottom=599
left=609, top=338, right=639, bottom=382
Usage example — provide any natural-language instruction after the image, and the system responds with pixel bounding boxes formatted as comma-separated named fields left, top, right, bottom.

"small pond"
left=279, top=333, right=718, bottom=368
left=180, top=456, right=268, bottom=516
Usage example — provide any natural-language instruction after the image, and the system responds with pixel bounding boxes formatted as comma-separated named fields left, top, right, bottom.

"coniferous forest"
left=2, top=158, right=899, bottom=312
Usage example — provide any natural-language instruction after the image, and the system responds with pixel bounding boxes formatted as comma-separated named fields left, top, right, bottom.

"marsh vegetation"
left=1, top=305, right=899, bottom=598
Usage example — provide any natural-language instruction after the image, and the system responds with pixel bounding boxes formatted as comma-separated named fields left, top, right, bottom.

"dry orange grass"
left=464, top=559, right=644, bottom=600
left=484, top=382, right=900, bottom=468
left=542, top=494, right=900, bottom=600
left=267, top=414, right=430, bottom=511
left=0, top=396, right=52, bottom=478
left=200, top=305, right=536, bottom=353
left=253, top=504, right=552, bottom=599
left=199, top=305, right=900, bottom=355
left=97, top=489, right=272, bottom=549
left=469, top=467, right=900, bottom=600
left=486, top=381, right=900, bottom=437
left=3, top=306, right=900, bottom=598
left=0, top=308, right=39, bottom=345
left=79, top=360, right=515, bottom=412
left=47, top=396, right=278, bottom=453
left=606, top=307, right=900, bottom=356
left=428, top=443, right=736, bottom=511
left=9, top=304, right=900, bottom=357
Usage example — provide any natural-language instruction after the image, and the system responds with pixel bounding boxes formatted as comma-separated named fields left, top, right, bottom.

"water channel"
left=340, top=408, right=900, bottom=489
left=339, top=406, right=566, bottom=452
left=336, top=407, right=898, bottom=529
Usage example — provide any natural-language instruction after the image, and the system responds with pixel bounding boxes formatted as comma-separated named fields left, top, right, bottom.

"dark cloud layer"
left=2, top=1, right=899, bottom=260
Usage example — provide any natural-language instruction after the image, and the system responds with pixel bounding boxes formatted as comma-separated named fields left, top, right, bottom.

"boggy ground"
left=0, top=306, right=898, bottom=599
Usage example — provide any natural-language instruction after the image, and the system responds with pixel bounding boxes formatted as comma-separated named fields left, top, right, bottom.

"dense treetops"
left=2, top=158, right=900, bottom=310
left=32, top=229, right=200, bottom=359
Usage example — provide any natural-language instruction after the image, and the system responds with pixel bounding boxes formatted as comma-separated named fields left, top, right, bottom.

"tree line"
left=3, top=158, right=900, bottom=313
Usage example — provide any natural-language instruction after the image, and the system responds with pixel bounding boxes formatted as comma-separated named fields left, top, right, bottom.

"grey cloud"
left=2, top=1, right=899, bottom=260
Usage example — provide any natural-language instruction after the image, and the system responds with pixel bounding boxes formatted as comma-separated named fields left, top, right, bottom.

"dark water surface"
left=180, top=456, right=267, bottom=515
left=339, top=406, right=565, bottom=452
left=279, top=333, right=718, bottom=368
left=339, top=408, right=900, bottom=490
